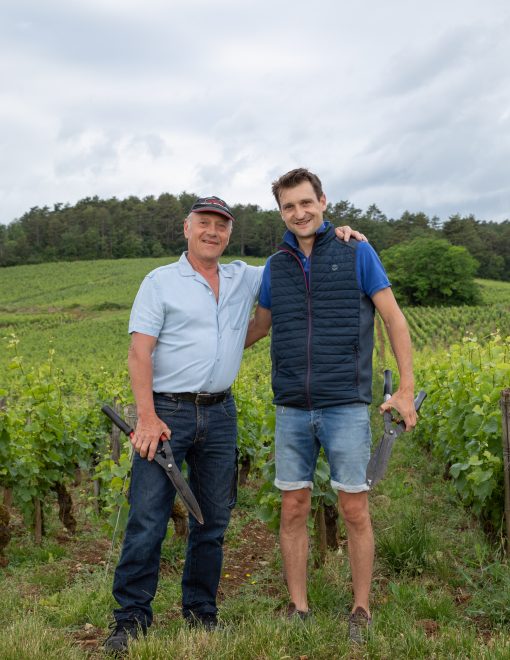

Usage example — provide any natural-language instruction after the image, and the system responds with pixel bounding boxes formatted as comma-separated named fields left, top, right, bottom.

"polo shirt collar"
left=282, top=220, right=331, bottom=251
left=177, top=252, right=233, bottom=278
left=178, top=252, right=195, bottom=276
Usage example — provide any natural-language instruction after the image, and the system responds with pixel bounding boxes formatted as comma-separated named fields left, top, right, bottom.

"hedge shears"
left=101, top=405, right=204, bottom=524
left=366, top=370, right=427, bottom=488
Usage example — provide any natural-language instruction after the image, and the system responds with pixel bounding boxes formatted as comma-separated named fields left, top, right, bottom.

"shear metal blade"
left=155, top=453, right=204, bottom=525
left=366, top=432, right=396, bottom=488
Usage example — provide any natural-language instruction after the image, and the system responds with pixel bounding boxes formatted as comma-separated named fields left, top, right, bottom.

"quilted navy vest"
left=270, top=225, right=375, bottom=409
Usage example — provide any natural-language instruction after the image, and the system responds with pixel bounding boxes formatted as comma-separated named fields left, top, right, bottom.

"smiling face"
left=184, top=212, right=233, bottom=265
left=278, top=181, right=327, bottom=251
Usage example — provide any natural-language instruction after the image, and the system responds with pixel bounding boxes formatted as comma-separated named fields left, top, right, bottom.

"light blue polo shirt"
left=129, top=253, right=263, bottom=393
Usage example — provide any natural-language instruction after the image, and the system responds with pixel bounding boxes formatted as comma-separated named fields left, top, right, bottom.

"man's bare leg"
left=280, top=488, right=311, bottom=612
left=338, top=491, right=373, bottom=615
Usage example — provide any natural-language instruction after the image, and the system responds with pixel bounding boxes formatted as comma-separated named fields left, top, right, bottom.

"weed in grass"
left=307, top=558, right=353, bottom=615
left=159, top=533, right=186, bottom=571
left=377, top=512, right=435, bottom=575
left=0, top=615, right=84, bottom=660
left=26, top=563, right=71, bottom=592
left=466, top=561, right=510, bottom=628
left=382, top=582, right=456, bottom=622
left=220, top=592, right=281, bottom=623
left=6, top=539, right=68, bottom=567
left=151, top=576, right=183, bottom=618
left=37, top=572, right=114, bottom=628
left=0, top=580, right=26, bottom=626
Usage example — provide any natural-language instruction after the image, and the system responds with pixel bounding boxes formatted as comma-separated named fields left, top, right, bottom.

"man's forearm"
left=128, top=344, right=157, bottom=419
left=383, top=310, right=414, bottom=392
left=244, top=305, right=272, bottom=348
left=244, top=317, right=269, bottom=348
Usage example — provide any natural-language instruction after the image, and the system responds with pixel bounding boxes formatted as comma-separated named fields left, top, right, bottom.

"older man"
left=105, top=195, right=364, bottom=653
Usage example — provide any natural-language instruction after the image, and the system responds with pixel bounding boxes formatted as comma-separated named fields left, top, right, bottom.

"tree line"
left=1, top=193, right=509, bottom=281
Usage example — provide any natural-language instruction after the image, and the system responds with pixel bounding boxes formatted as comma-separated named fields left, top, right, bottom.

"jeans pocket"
left=154, top=394, right=181, bottom=417
left=221, top=397, right=237, bottom=420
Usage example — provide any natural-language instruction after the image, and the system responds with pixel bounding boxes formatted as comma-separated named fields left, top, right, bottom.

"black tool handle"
left=383, top=369, right=393, bottom=401
left=414, top=390, right=427, bottom=412
left=383, top=369, right=427, bottom=418
left=102, top=405, right=133, bottom=437
left=394, top=390, right=428, bottom=433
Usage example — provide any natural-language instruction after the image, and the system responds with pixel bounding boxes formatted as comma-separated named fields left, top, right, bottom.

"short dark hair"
left=271, top=168, right=324, bottom=208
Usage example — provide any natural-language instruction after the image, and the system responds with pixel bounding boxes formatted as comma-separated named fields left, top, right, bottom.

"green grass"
left=1, top=410, right=510, bottom=658
left=377, top=512, right=435, bottom=576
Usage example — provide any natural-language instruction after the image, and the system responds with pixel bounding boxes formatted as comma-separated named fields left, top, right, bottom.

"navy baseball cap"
left=189, top=196, right=235, bottom=221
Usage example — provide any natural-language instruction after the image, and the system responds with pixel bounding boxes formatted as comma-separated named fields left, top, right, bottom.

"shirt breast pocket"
left=228, top=297, right=246, bottom=330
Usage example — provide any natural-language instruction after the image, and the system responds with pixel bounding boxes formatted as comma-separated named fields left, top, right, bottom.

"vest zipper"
left=306, top=255, right=313, bottom=409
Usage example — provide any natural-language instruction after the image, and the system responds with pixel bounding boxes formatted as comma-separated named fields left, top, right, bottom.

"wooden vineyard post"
left=124, top=404, right=137, bottom=435
left=0, top=400, right=10, bottom=509
left=3, top=488, right=13, bottom=508
left=111, top=397, right=121, bottom=464
left=314, top=502, right=327, bottom=567
left=501, top=389, right=510, bottom=557
left=324, top=503, right=339, bottom=549
left=34, top=498, right=43, bottom=545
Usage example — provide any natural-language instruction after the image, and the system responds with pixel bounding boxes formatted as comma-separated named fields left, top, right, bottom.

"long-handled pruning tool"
left=101, top=405, right=204, bottom=524
left=366, top=370, right=427, bottom=488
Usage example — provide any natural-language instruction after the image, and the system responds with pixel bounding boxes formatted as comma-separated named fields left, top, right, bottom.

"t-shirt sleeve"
left=246, top=264, right=265, bottom=299
left=128, top=273, right=165, bottom=337
left=258, top=259, right=272, bottom=309
left=356, top=242, right=391, bottom=298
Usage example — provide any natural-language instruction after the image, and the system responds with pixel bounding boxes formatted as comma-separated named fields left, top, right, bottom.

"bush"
left=414, top=334, right=509, bottom=532
left=381, top=238, right=480, bottom=306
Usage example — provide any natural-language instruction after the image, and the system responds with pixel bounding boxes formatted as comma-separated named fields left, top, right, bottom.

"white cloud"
left=1, top=0, right=509, bottom=224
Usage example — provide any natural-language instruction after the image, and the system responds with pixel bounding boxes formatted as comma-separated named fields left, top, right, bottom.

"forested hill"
left=1, top=192, right=509, bottom=280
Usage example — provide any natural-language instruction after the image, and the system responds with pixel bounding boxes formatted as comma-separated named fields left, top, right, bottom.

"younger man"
left=245, top=168, right=416, bottom=642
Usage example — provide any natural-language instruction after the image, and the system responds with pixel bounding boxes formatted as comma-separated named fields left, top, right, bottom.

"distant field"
left=476, top=277, right=510, bottom=305
left=0, top=256, right=265, bottom=377
left=0, top=256, right=266, bottom=313
left=1, top=258, right=509, bottom=378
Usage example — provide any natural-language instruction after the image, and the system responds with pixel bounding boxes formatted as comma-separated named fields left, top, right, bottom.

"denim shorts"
left=274, top=403, right=371, bottom=493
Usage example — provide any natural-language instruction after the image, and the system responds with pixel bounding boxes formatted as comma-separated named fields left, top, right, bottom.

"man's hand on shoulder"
left=335, top=226, right=368, bottom=242
left=132, top=414, right=171, bottom=461
left=379, top=389, right=417, bottom=432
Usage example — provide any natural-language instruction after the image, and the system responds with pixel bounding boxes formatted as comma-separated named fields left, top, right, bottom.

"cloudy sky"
left=2, top=0, right=509, bottom=225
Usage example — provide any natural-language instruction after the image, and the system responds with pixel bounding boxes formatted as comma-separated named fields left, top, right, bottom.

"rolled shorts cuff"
left=274, top=478, right=313, bottom=491
left=331, top=480, right=370, bottom=493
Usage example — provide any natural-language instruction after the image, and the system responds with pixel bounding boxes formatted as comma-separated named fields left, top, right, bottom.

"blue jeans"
left=112, top=393, right=238, bottom=627
left=274, top=404, right=371, bottom=493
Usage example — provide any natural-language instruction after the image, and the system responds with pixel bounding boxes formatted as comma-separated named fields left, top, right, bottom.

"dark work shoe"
left=185, top=613, right=219, bottom=631
left=104, top=618, right=145, bottom=654
left=286, top=602, right=312, bottom=621
left=348, top=606, right=372, bottom=644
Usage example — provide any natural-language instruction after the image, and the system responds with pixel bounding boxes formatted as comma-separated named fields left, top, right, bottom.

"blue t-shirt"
left=258, top=223, right=390, bottom=309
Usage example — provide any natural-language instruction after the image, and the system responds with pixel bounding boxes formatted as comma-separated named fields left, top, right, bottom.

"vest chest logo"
left=331, top=264, right=339, bottom=271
